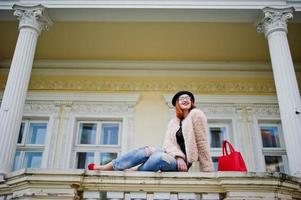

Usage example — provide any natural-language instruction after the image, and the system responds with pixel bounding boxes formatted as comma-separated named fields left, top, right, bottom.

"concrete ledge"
left=0, top=169, right=300, bottom=199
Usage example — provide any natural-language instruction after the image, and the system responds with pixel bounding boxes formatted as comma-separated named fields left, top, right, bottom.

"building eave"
left=1, top=1, right=301, bottom=22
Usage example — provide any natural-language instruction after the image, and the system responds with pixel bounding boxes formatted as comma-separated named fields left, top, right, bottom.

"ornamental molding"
left=199, top=104, right=236, bottom=115
left=164, top=95, right=278, bottom=106
left=13, top=4, right=53, bottom=34
left=202, top=104, right=279, bottom=116
left=0, top=92, right=140, bottom=114
left=250, top=104, right=280, bottom=115
left=257, top=7, right=294, bottom=37
left=164, top=95, right=280, bottom=116
left=23, top=102, right=56, bottom=114
left=71, top=104, right=130, bottom=114
left=26, top=79, right=276, bottom=94
left=167, top=104, right=279, bottom=117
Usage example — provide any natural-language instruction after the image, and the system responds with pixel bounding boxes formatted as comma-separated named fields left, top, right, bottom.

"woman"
left=88, top=91, right=213, bottom=172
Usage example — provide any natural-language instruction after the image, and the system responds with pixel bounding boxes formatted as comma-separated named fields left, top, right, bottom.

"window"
left=209, top=126, right=227, bottom=148
left=13, top=120, right=48, bottom=171
left=74, top=121, right=121, bottom=169
left=211, top=157, right=219, bottom=171
left=259, top=122, right=287, bottom=173
left=208, top=122, right=230, bottom=171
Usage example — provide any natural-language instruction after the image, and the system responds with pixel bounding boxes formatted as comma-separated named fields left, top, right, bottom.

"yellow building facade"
left=0, top=1, right=301, bottom=199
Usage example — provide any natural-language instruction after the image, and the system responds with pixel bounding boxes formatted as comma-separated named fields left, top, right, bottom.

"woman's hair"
left=175, top=100, right=196, bottom=120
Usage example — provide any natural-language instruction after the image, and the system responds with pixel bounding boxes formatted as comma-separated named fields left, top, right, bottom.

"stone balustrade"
left=0, top=169, right=300, bottom=199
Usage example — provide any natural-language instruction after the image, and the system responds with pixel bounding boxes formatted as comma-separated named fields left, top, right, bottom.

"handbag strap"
left=222, top=140, right=235, bottom=155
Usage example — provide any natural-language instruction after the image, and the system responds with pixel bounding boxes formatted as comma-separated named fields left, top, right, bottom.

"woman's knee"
left=149, top=152, right=174, bottom=164
left=160, top=153, right=176, bottom=164
left=146, top=152, right=177, bottom=171
left=141, top=146, right=161, bottom=156
left=144, top=146, right=153, bottom=156
left=112, top=146, right=156, bottom=170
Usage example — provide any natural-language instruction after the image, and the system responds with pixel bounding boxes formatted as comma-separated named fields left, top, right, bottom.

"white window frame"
left=257, top=121, right=288, bottom=173
left=4, top=92, right=138, bottom=170
left=14, top=119, right=49, bottom=170
left=208, top=122, right=231, bottom=158
left=73, top=119, right=122, bottom=168
left=207, top=120, right=232, bottom=171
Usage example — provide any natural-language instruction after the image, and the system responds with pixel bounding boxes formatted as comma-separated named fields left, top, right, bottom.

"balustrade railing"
left=83, top=191, right=222, bottom=200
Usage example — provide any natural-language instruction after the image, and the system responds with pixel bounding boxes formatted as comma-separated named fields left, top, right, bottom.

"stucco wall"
left=133, top=92, right=169, bottom=148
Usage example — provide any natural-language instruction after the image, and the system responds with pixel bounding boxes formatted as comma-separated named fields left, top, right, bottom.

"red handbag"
left=218, top=140, right=247, bottom=172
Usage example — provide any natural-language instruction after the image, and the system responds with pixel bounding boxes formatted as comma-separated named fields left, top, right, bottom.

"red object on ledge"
left=218, top=140, right=247, bottom=172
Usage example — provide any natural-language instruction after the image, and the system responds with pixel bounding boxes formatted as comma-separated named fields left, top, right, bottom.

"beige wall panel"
left=133, top=92, right=169, bottom=148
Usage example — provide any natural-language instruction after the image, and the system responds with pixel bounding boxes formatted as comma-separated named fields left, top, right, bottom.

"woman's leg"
left=90, top=146, right=157, bottom=171
left=138, top=151, right=178, bottom=172
left=92, top=162, right=113, bottom=170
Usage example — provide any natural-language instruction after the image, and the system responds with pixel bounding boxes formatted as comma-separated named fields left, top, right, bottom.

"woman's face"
left=178, top=94, right=192, bottom=110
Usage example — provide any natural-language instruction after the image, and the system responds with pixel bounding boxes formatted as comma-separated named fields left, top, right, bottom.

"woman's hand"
left=176, top=157, right=187, bottom=172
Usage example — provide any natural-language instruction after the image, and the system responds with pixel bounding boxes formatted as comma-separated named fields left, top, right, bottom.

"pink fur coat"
left=163, top=108, right=214, bottom=172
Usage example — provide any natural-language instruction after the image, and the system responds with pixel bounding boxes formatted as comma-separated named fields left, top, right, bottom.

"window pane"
left=79, top=123, right=96, bottom=144
left=12, top=151, right=21, bottom=171
left=100, top=123, right=119, bottom=145
left=212, top=157, right=218, bottom=171
left=77, top=152, right=94, bottom=169
left=17, top=123, right=25, bottom=144
left=100, top=153, right=117, bottom=165
left=261, top=126, right=281, bottom=148
left=265, top=156, right=284, bottom=173
left=209, top=127, right=226, bottom=148
left=24, top=152, right=43, bottom=168
left=27, top=123, right=47, bottom=144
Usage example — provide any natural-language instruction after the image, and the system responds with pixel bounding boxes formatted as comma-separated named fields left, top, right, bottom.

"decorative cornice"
left=13, top=4, right=53, bottom=34
left=257, top=7, right=294, bottom=37
left=24, top=78, right=276, bottom=94
left=24, top=92, right=140, bottom=104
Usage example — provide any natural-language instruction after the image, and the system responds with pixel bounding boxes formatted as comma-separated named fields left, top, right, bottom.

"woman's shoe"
left=88, top=163, right=95, bottom=170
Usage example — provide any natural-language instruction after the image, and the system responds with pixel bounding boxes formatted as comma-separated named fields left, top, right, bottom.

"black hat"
left=172, top=91, right=195, bottom=106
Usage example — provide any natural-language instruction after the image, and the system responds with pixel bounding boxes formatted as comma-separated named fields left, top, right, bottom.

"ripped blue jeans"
left=111, top=146, right=178, bottom=172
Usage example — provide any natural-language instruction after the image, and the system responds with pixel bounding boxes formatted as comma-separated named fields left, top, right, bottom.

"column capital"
left=256, top=7, right=294, bottom=37
left=13, top=4, right=53, bottom=34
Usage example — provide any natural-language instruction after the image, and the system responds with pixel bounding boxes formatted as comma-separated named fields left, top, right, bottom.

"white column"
left=0, top=5, right=52, bottom=174
left=257, top=7, right=301, bottom=177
